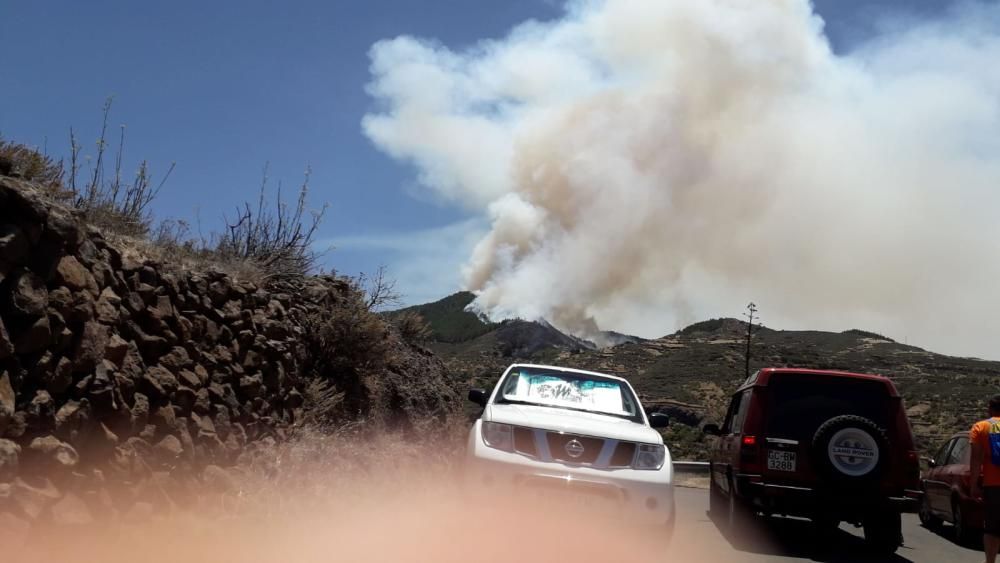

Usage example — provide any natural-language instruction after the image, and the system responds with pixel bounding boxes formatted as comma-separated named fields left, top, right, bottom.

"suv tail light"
left=904, top=450, right=921, bottom=488
left=741, top=435, right=761, bottom=471
left=741, top=393, right=765, bottom=473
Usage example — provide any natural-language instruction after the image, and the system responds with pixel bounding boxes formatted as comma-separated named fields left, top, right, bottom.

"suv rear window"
left=764, top=373, right=892, bottom=442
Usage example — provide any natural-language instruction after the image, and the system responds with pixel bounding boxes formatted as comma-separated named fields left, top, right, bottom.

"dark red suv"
left=704, top=368, right=923, bottom=554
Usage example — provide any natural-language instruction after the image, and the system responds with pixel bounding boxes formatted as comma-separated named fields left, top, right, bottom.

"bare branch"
left=216, top=166, right=328, bottom=279
left=58, top=98, right=173, bottom=238
left=358, top=265, right=401, bottom=311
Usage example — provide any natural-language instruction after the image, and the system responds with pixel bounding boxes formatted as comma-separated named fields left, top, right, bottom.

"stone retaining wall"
left=0, top=176, right=460, bottom=527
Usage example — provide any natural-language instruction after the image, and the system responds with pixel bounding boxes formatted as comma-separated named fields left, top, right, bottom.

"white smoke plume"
left=363, top=0, right=1000, bottom=358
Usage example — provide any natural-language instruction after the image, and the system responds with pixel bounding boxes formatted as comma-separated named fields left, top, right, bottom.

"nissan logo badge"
left=565, top=439, right=585, bottom=459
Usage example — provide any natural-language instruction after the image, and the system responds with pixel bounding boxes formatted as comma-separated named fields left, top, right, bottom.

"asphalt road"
left=671, top=486, right=983, bottom=563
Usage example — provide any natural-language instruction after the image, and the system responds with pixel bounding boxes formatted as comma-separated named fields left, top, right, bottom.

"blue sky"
left=0, top=0, right=955, bottom=306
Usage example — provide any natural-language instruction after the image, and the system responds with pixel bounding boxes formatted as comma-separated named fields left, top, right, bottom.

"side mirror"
left=648, top=412, right=670, bottom=428
left=922, top=456, right=936, bottom=468
left=703, top=423, right=721, bottom=436
left=468, top=389, right=488, bottom=407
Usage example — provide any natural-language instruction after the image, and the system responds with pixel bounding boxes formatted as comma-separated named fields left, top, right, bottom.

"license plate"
left=767, top=450, right=797, bottom=472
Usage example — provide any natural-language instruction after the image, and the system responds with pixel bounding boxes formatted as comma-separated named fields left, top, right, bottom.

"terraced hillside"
left=410, top=295, right=1000, bottom=460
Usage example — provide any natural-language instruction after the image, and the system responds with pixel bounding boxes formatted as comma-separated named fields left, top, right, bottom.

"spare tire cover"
left=812, top=414, right=888, bottom=483
left=827, top=427, right=880, bottom=477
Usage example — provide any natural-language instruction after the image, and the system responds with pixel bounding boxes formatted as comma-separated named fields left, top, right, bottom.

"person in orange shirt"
left=970, top=395, right=1000, bottom=563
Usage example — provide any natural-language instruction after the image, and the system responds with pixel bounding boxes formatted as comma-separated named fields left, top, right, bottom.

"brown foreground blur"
left=0, top=431, right=705, bottom=563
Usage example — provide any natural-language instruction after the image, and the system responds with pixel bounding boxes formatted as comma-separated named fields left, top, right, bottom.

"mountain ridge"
left=388, top=291, right=641, bottom=351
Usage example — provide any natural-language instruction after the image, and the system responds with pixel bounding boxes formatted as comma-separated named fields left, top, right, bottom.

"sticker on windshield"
left=504, top=373, right=629, bottom=415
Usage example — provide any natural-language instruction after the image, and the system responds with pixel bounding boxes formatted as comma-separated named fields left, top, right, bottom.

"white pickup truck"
left=465, top=363, right=675, bottom=531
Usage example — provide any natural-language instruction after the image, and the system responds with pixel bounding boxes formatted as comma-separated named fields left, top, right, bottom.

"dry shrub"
left=140, top=164, right=328, bottom=281
left=3, top=101, right=332, bottom=280
left=299, top=378, right=347, bottom=429
left=151, top=218, right=202, bottom=258
left=0, top=136, right=64, bottom=186
left=394, top=310, right=433, bottom=343
left=1, top=99, right=174, bottom=238
left=67, top=98, right=175, bottom=237
left=216, top=165, right=327, bottom=280
left=300, top=293, right=391, bottom=425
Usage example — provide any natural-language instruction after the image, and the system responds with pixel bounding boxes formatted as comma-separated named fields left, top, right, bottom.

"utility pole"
left=743, top=302, right=758, bottom=379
